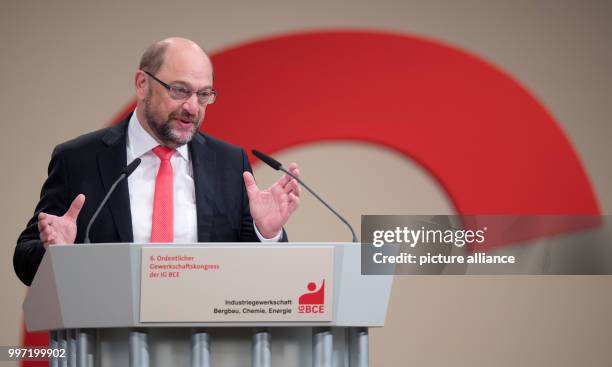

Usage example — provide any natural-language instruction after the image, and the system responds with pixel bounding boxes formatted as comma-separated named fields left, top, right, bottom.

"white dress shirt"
left=126, top=111, right=281, bottom=243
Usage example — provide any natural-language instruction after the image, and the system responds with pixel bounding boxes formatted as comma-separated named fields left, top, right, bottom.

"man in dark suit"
left=14, top=37, right=301, bottom=286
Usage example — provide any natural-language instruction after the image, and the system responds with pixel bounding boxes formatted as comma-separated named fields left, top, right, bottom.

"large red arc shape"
left=21, top=30, right=600, bottom=365
left=204, top=30, right=599, bottom=215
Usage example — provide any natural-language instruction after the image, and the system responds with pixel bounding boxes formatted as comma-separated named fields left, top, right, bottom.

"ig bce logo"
left=298, top=280, right=325, bottom=314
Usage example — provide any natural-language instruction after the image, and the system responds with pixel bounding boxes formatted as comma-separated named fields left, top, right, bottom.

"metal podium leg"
left=313, top=328, right=333, bottom=367
left=77, top=329, right=95, bottom=367
left=57, top=330, right=68, bottom=367
left=191, top=329, right=211, bottom=367
left=349, top=328, right=369, bottom=367
left=50, top=331, right=59, bottom=367
left=129, top=330, right=149, bottom=367
left=252, top=328, right=271, bottom=367
left=67, top=329, right=77, bottom=367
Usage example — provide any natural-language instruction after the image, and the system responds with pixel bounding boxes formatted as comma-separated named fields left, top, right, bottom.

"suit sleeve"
left=238, top=149, right=288, bottom=243
left=14, top=146, right=70, bottom=286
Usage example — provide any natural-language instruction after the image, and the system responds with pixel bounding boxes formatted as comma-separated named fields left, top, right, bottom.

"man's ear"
left=134, top=70, right=148, bottom=100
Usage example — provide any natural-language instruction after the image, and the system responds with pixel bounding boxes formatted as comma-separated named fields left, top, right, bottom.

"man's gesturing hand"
left=38, top=194, right=85, bottom=249
left=243, top=163, right=301, bottom=239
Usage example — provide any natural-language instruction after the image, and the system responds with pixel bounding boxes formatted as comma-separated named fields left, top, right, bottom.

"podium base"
left=50, top=327, right=368, bottom=367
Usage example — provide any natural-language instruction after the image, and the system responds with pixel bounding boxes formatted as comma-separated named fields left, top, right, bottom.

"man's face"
left=141, top=54, right=213, bottom=148
left=143, top=86, right=203, bottom=147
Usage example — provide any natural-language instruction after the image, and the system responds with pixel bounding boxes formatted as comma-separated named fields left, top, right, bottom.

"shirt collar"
left=127, top=110, right=190, bottom=161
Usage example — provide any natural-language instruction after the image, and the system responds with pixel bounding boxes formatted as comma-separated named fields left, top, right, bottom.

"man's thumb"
left=242, top=171, right=259, bottom=195
left=65, top=194, right=85, bottom=220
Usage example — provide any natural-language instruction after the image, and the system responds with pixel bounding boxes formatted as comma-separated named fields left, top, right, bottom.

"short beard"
left=143, top=91, right=200, bottom=147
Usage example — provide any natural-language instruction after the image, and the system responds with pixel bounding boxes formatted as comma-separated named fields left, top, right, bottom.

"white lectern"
left=24, top=243, right=393, bottom=367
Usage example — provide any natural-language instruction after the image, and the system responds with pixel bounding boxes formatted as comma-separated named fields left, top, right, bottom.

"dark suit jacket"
left=14, top=115, right=286, bottom=286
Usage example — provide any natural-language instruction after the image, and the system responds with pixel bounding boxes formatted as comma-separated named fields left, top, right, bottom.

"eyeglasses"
left=142, top=70, right=217, bottom=105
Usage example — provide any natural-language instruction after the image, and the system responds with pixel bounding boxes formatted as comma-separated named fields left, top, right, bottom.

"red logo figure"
left=298, top=280, right=325, bottom=314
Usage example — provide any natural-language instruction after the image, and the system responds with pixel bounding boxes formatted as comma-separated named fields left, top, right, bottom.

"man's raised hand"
left=38, top=194, right=85, bottom=249
left=243, top=163, right=301, bottom=239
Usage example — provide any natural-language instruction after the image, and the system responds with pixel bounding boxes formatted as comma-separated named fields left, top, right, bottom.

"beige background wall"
left=1, top=1, right=611, bottom=366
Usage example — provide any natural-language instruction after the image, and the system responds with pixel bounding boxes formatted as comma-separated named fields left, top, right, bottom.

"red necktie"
left=151, top=146, right=175, bottom=243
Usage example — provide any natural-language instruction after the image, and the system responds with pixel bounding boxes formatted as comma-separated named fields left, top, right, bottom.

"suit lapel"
left=98, top=116, right=134, bottom=243
left=189, top=133, right=216, bottom=243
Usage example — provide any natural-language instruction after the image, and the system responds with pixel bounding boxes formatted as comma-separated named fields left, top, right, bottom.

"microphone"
left=252, top=150, right=282, bottom=170
left=252, top=150, right=359, bottom=243
left=84, top=158, right=141, bottom=244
